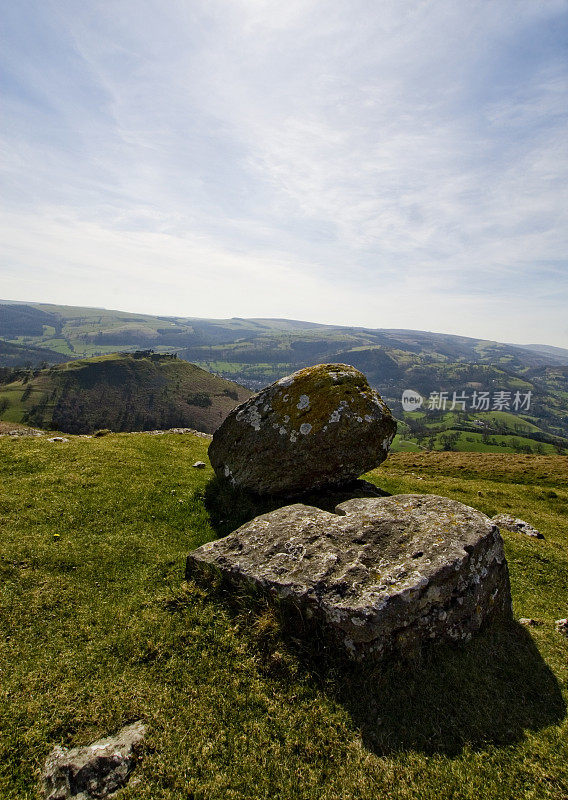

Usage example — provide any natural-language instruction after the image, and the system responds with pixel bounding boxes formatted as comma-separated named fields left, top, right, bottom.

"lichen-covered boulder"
left=208, top=364, right=397, bottom=496
left=186, top=495, right=512, bottom=661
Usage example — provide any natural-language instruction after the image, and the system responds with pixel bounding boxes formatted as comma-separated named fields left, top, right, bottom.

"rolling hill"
left=0, top=339, right=70, bottom=369
left=0, top=352, right=250, bottom=434
left=0, top=301, right=567, bottom=451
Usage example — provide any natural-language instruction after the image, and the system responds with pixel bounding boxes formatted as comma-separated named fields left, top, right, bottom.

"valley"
left=1, top=301, right=567, bottom=452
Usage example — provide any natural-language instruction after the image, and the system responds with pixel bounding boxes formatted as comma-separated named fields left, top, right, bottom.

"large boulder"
left=186, top=495, right=512, bottom=661
left=208, top=364, right=397, bottom=496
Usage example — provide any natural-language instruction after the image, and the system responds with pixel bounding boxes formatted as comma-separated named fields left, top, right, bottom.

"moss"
left=269, top=364, right=391, bottom=434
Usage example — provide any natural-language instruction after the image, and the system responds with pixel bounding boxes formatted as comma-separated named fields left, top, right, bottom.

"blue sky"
left=1, top=0, right=567, bottom=345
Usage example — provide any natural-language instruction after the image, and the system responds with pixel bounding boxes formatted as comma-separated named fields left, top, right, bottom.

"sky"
left=1, top=0, right=567, bottom=346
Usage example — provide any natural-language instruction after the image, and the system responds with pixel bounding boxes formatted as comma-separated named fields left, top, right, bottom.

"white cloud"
left=1, top=0, right=567, bottom=344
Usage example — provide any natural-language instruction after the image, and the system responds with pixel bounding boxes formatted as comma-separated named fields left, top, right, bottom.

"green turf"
left=0, top=437, right=566, bottom=799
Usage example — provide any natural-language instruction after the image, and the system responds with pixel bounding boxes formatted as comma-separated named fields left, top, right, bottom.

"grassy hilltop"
left=0, top=432, right=566, bottom=799
left=0, top=352, right=250, bottom=434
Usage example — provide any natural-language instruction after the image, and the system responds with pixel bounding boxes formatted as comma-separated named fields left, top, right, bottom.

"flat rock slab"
left=491, top=514, right=544, bottom=539
left=42, top=721, right=146, bottom=800
left=208, top=363, right=396, bottom=496
left=186, top=495, right=512, bottom=661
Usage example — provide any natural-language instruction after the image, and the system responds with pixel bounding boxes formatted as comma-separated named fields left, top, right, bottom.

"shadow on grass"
left=195, top=477, right=565, bottom=757
left=201, top=475, right=389, bottom=539
left=330, top=621, right=565, bottom=756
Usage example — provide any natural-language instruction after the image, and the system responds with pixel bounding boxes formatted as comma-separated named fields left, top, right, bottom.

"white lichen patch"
left=329, top=368, right=353, bottom=383
left=223, top=464, right=236, bottom=486
left=300, top=423, right=312, bottom=435
left=364, top=415, right=373, bottom=422
left=329, top=409, right=341, bottom=423
left=296, top=394, right=310, bottom=410
left=279, top=427, right=287, bottom=435
left=283, top=415, right=290, bottom=423
left=237, top=405, right=262, bottom=431
left=290, top=432, right=297, bottom=443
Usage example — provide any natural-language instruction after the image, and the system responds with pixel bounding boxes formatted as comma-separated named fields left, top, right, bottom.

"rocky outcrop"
left=42, top=721, right=146, bottom=800
left=208, top=364, right=397, bottom=496
left=186, top=494, right=512, bottom=661
left=492, top=514, right=544, bottom=539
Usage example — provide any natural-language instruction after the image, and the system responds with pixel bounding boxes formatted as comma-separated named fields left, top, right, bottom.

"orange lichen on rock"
left=208, top=363, right=397, bottom=496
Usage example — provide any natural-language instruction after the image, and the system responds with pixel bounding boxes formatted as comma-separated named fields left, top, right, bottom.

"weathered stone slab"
left=42, top=721, right=146, bottom=800
left=208, top=363, right=397, bottom=496
left=186, top=495, right=512, bottom=661
left=491, top=514, right=544, bottom=539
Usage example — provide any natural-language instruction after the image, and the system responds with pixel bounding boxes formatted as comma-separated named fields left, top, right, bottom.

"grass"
left=431, top=430, right=558, bottom=454
left=0, top=435, right=566, bottom=799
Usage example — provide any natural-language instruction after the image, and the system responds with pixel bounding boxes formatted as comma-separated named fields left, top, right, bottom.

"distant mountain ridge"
left=519, top=343, right=568, bottom=364
left=1, top=300, right=565, bottom=360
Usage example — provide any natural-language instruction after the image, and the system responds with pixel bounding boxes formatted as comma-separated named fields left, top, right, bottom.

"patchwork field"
left=0, top=435, right=566, bottom=799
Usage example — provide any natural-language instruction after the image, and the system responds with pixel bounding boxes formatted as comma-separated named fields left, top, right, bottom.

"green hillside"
left=0, top=352, right=250, bottom=434
left=1, top=302, right=567, bottom=452
left=0, top=339, right=70, bottom=369
left=0, top=434, right=566, bottom=799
